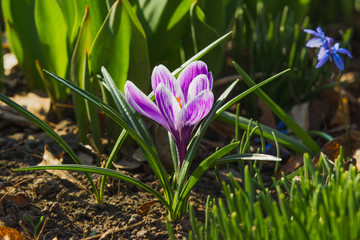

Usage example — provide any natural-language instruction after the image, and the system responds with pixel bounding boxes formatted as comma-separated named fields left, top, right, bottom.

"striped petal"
left=178, top=61, right=212, bottom=101
left=124, top=81, right=168, bottom=128
left=155, top=83, right=181, bottom=134
left=178, top=90, right=214, bottom=128
left=187, top=74, right=211, bottom=100
left=151, top=65, right=184, bottom=101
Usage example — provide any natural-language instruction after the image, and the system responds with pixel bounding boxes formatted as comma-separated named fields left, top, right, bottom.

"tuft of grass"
left=190, top=149, right=360, bottom=240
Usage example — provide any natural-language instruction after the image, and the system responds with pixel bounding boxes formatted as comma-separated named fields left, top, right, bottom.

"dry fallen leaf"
left=113, top=158, right=141, bottom=170
left=314, top=131, right=360, bottom=164
left=0, top=226, right=26, bottom=240
left=3, top=53, right=18, bottom=76
left=0, top=92, right=51, bottom=129
left=258, top=99, right=276, bottom=129
left=290, top=102, right=309, bottom=131
left=329, top=95, right=351, bottom=127
left=352, top=148, right=360, bottom=171
left=278, top=154, right=303, bottom=176
left=38, top=145, right=87, bottom=189
left=137, top=200, right=160, bottom=217
left=0, top=194, right=30, bottom=208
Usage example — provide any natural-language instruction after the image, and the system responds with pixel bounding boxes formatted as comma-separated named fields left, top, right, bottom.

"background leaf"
left=2, top=0, right=45, bottom=89
left=90, top=0, right=150, bottom=92
left=34, top=0, right=68, bottom=100
left=190, top=3, right=223, bottom=77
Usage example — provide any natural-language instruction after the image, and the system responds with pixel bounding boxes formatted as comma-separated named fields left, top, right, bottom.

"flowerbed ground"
left=0, top=119, right=227, bottom=239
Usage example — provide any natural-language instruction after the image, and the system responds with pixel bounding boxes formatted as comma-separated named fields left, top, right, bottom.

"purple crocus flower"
left=316, top=42, right=353, bottom=70
left=304, top=27, right=334, bottom=49
left=125, top=61, right=214, bottom=168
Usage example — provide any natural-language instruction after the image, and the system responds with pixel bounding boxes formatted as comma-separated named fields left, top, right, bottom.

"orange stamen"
left=176, top=97, right=182, bottom=108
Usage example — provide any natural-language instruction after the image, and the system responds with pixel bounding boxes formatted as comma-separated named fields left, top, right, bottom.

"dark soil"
left=0, top=121, right=227, bottom=239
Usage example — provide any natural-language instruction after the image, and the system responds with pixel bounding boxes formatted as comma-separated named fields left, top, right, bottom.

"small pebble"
left=136, top=229, right=148, bottom=238
left=128, top=213, right=141, bottom=224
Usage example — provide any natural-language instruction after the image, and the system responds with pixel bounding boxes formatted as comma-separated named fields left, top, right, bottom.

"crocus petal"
left=155, top=83, right=181, bottom=134
left=187, top=74, right=211, bottom=100
left=337, top=48, right=353, bottom=58
left=333, top=52, right=344, bottom=71
left=151, top=65, right=184, bottom=101
left=306, top=38, right=324, bottom=48
left=315, top=52, right=330, bottom=69
left=178, top=61, right=211, bottom=101
left=178, top=90, right=214, bottom=128
left=125, top=81, right=168, bottom=128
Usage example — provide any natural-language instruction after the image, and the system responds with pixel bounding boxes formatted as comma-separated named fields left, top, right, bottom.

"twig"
left=19, top=220, right=32, bottom=240
left=36, top=217, right=49, bottom=240
left=81, top=220, right=145, bottom=240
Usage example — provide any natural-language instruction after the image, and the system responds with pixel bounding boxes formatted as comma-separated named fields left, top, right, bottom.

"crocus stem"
left=331, top=60, right=352, bottom=155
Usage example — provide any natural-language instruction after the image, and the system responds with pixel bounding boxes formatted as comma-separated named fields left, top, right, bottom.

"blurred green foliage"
left=1, top=0, right=358, bottom=150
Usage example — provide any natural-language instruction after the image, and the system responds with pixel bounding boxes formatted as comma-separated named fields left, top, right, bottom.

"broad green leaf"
left=167, top=0, right=194, bottom=30
left=90, top=0, right=150, bottom=92
left=133, top=0, right=188, bottom=69
left=224, top=0, right=241, bottom=30
left=132, top=0, right=168, bottom=34
left=34, top=0, right=68, bottom=100
left=35, top=0, right=68, bottom=78
left=202, top=0, right=226, bottom=34
left=83, top=52, right=103, bottom=153
left=57, top=0, right=87, bottom=50
left=172, top=31, right=232, bottom=77
left=69, top=6, right=92, bottom=144
left=2, top=0, right=45, bottom=89
left=190, top=3, right=223, bottom=77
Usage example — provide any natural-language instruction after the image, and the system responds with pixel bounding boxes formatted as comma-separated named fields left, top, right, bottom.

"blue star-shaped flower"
left=304, top=27, right=334, bottom=49
left=316, top=43, right=353, bottom=71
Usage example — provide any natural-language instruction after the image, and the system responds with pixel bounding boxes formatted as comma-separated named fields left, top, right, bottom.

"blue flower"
left=316, top=43, right=353, bottom=71
left=304, top=27, right=333, bottom=49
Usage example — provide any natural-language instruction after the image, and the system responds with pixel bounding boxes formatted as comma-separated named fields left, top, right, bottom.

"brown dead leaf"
left=0, top=92, right=50, bottom=129
left=113, top=158, right=141, bottom=170
left=0, top=226, right=26, bottom=240
left=0, top=194, right=29, bottom=208
left=278, top=154, right=303, bottom=176
left=258, top=99, right=276, bottom=129
left=0, top=92, right=50, bottom=119
left=3, top=53, right=18, bottom=76
left=0, top=106, right=39, bottom=129
left=329, top=95, right=351, bottom=127
left=39, top=145, right=87, bottom=189
left=352, top=149, right=360, bottom=171
left=137, top=200, right=160, bottom=216
left=314, top=131, right=360, bottom=164
left=290, top=102, right=309, bottom=131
